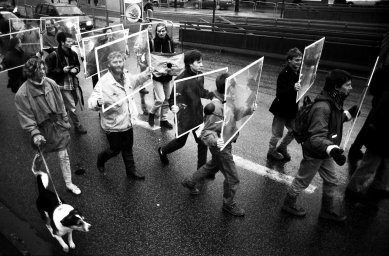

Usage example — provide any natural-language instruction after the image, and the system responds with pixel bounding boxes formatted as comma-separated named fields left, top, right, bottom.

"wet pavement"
left=1, top=46, right=389, bottom=256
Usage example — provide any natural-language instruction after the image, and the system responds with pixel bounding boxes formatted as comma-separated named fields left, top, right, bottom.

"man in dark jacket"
left=158, top=50, right=214, bottom=169
left=0, top=37, right=26, bottom=93
left=281, top=69, right=357, bottom=222
left=347, top=89, right=389, bottom=201
left=268, top=48, right=302, bottom=161
left=45, top=32, right=87, bottom=134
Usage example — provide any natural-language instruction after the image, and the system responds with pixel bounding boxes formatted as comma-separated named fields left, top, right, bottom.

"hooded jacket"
left=302, top=90, right=350, bottom=159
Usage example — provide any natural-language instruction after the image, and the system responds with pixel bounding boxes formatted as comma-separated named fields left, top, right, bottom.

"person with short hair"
left=181, top=72, right=256, bottom=217
left=157, top=50, right=213, bottom=170
left=15, top=56, right=81, bottom=195
left=45, top=31, right=87, bottom=134
left=267, top=47, right=302, bottom=161
left=281, top=69, right=357, bottom=222
left=88, top=51, right=152, bottom=180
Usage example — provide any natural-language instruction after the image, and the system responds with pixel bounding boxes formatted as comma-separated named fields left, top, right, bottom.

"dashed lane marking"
left=133, top=119, right=161, bottom=131
left=133, top=120, right=316, bottom=194
left=233, top=155, right=317, bottom=194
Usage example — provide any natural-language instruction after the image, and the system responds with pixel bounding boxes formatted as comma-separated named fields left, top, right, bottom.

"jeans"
left=98, top=129, right=136, bottom=173
left=33, top=149, right=73, bottom=185
left=61, top=90, right=80, bottom=127
left=150, top=80, right=172, bottom=121
left=190, top=144, right=239, bottom=206
left=348, top=149, right=389, bottom=192
left=288, top=153, right=341, bottom=213
left=269, top=115, right=295, bottom=150
left=162, top=130, right=207, bottom=169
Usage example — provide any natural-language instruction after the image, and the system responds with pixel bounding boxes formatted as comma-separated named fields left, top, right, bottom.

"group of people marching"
left=6, top=20, right=389, bottom=221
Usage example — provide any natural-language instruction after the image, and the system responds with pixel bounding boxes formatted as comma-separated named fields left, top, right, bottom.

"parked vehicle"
left=193, top=0, right=234, bottom=10
left=0, top=10, right=19, bottom=34
left=34, top=3, right=93, bottom=31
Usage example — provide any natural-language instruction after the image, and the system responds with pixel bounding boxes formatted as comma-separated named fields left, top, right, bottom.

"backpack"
left=293, top=96, right=314, bottom=144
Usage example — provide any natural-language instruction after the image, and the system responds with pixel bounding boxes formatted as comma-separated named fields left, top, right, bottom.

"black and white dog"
left=34, top=171, right=91, bottom=252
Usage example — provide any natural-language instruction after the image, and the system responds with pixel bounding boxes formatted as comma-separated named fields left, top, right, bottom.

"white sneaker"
left=66, top=183, right=81, bottom=195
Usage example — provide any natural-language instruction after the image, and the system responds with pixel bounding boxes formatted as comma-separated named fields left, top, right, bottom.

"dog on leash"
left=34, top=171, right=91, bottom=252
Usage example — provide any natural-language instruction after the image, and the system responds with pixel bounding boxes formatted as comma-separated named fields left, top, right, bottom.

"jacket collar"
left=27, top=78, right=53, bottom=97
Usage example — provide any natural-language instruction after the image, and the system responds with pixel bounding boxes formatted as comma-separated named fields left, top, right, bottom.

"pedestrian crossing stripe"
left=233, top=155, right=317, bottom=194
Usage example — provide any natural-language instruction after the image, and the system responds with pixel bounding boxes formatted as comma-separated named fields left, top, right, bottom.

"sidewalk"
left=0, top=202, right=54, bottom=256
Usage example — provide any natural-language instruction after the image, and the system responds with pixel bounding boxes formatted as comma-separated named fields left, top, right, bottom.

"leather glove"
left=33, top=134, right=46, bottom=147
left=204, top=103, right=215, bottom=115
left=329, top=147, right=346, bottom=166
left=348, top=105, right=360, bottom=118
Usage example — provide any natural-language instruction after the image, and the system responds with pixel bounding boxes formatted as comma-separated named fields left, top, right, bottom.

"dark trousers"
left=99, top=129, right=135, bottom=173
left=92, top=74, right=99, bottom=88
left=162, top=130, right=207, bottom=169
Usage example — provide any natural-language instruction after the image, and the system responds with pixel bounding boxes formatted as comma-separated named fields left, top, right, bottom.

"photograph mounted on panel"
left=296, top=37, right=325, bottom=102
left=123, top=0, right=143, bottom=33
left=40, top=17, right=80, bottom=50
left=9, top=18, right=40, bottom=33
left=221, top=57, right=264, bottom=151
left=173, top=67, right=228, bottom=139
left=83, top=29, right=128, bottom=78
left=76, top=23, right=124, bottom=42
left=95, top=29, right=152, bottom=113
left=0, top=28, right=40, bottom=74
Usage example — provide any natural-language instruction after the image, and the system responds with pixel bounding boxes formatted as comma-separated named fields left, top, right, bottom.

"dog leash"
left=36, top=147, right=63, bottom=205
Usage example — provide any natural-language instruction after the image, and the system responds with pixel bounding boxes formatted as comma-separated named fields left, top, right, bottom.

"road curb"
left=0, top=202, right=54, bottom=256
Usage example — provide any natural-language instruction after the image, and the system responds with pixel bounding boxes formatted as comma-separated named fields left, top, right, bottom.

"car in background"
left=332, top=0, right=389, bottom=6
left=0, top=10, right=19, bottom=34
left=193, top=0, right=234, bottom=10
left=34, top=3, right=93, bottom=31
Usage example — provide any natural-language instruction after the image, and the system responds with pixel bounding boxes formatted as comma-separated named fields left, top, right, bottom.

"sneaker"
left=75, top=125, right=87, bottom=134
left=267, top=149, right=284, bottom=160
left=181, top=179, right=200, bottom=195
left=277, top=147, right=291, bottom=161
left=319, top=211, right=347, bottom=222
left=148, top=113, right=155, bottom=127
left=222, top=203, right=245, bottom=217
left=66, top=183, right=81, bottom=195
left=281, top=203, right=306, bottom=217
left=160, top=120, right=173, bottom=129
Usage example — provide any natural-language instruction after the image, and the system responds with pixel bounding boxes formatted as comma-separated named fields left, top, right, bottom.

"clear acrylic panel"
left=296, top=37, right=325, bottom=102
left=40, top=17, right=80, bottom=50
left=83, top=30, right=128, bottom=78
left=221, top=57, right=264, bottom=150
left=0, top=28, right=40, bottom=73
left=173, top=67, right=228, bottom=138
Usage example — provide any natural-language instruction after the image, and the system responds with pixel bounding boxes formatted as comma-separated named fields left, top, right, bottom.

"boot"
left=320, top=192, right=346, bottom=222
left=148, top=113, right=155, bottom=127
left=267, top=148, right=284, bottom=160
left=282, top=194, right=306, bottom=217
left=160, top=120, right=173, bottom=129
left=97, top=152, right=106, bottom=175
left=277, top=146, right=291, bottom=161
left=276, top=132, right=294, bottom=161
left=267, top=137, right=283, bottom=160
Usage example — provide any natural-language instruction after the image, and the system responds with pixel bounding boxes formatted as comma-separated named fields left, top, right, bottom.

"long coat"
left=269, top=65, right=299, bottom=119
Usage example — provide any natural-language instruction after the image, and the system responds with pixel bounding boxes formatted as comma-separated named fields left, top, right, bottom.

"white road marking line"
left=133, top=119, right=161, bottom=131
left=233, top=155, right=317, bottom=194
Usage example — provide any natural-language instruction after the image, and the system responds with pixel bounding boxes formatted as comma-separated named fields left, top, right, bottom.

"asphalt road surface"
left=0, top=48, right=388, bottom=256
